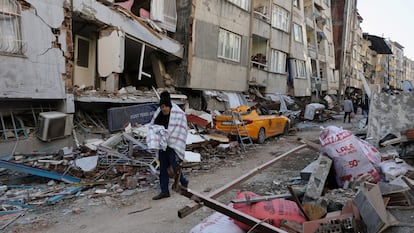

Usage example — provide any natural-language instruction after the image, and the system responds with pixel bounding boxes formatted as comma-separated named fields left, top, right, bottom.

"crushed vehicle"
left=213, top=105, right=290, bottom=144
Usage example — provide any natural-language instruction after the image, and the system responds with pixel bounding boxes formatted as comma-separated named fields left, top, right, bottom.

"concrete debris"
left=186, top=123, right=414, bottom=233
left=2, top=92, right=414, bottom=233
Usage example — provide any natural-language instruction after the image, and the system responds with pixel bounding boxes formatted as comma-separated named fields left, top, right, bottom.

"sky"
left=357, top=0, right=414, bottom=60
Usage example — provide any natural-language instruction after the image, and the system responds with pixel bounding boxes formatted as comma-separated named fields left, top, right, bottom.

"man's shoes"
left=182, top=181, right=189, bottom=188
left=152, top=193, right=170, bottom=200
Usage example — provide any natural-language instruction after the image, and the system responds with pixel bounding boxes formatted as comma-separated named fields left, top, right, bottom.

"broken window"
left=270, top=49, right=286, bottom=74
left=218, top=28, right=241, bottom=62
left=251, top=35, right=267, bottom=70
left=271, top=5, right=289, bottom=32
left=0, top=0, right=23, bottom=54
left=77, top=37, right=90, bottom=68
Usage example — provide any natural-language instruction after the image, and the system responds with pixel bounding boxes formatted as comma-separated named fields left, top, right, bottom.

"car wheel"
left=283, top=123, right=289, bottom=135
left=257, top=128, right=266, bottom=144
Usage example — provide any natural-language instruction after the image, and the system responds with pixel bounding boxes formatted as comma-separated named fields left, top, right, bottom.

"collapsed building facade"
left=0, top=0, right=185, bottom=152
left=0, top=0, right=337, bottom=151
left=1, top=0, right=414, bottom=152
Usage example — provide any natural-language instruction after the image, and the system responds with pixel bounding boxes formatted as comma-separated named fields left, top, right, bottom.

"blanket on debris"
left=150, top=103, right=188, bottom=160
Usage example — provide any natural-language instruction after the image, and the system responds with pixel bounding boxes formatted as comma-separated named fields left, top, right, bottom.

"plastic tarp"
left=304, top=103, right=325, bottom=120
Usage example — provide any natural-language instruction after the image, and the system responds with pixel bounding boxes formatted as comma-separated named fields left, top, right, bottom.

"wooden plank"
left=178, top=144, right=308, bottom=218
left=298, top=137, right=321, bottom=151
left=180, top=188, right=288, bottom=233
left=209, top=144, right=308, bottom=199
left=231, top=193, right=291, bottom=204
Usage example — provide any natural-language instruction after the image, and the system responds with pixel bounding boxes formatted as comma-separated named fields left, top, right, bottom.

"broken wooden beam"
left=287, top=186, right=310, bottom=221
left=178, top=144, right=307, bottom=218
left=180, top=188, right=288, bottom=233
left=297, top=137, right=321, bottom=151
left=230, top=193, right=291, bottom=204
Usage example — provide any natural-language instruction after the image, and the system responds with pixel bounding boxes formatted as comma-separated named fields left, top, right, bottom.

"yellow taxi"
left=213, top=105, right=290, bottom=144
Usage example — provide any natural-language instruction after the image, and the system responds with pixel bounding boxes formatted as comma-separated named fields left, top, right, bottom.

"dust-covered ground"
left=6, top=114, right=414, bottom=233
left=7, top=127, right=322, bottom=233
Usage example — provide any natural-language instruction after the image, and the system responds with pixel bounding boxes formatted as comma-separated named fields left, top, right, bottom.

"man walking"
left=150, top=91, right=189, bottom=200
left=343, top=95, right=354, bottom=123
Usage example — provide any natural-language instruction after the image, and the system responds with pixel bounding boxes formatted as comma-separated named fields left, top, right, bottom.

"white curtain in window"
left=0, top=0, right=21, bottom=54
left=218, top=29, right=241, bottom=62
left=272, top=5, right=289, bottom=32
left=270, top=49, right=286, bottom=73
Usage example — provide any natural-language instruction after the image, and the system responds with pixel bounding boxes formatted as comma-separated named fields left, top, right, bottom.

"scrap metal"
left=0, top=160, right=80, bottom=184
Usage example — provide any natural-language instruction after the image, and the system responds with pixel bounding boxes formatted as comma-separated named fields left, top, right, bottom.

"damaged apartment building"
left=0, top=0, right=339, bottom=152
left=0, top=0, right=185, bottom=153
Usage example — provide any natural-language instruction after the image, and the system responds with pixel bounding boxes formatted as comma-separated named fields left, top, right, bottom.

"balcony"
left=252, top=17, right=271, bottom=39
left=250, top=66, right=268, bottom=86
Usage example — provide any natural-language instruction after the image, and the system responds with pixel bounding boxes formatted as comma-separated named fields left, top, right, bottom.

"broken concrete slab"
left=303, top=154, right=332, bottom=202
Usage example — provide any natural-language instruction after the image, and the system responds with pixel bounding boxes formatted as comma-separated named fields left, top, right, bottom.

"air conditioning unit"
left=37, top=112, right=67, bottom=141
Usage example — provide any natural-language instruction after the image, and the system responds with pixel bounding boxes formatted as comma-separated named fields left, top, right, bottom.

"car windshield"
left=223, top=107, right=252, bottom=116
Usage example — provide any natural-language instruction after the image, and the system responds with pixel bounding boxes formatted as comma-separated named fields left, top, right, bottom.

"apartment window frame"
left=0, top=0, right=23, bottom=55
left=325, top=17, right=331, bottom=31
left=293, top=23, right=303, bottom=43
left=271, top=5, right=289, bottom=32
left=218, top=28, right=241, bottom=62
left=294, top=59, right=306, bottom=78
left=293, top=0, right=300, bottom=9
left=270, top=49, right=287, bottom=74
left=328, top=42, right=333, bottom=57
left=228, top=0, right=250, bottom=11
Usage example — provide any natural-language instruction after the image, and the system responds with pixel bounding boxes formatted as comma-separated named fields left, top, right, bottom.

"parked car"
left=213, top=105, right=290, bottom=144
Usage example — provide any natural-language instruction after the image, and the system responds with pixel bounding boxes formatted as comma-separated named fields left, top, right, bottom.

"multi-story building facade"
left=0, top=0, right=185, bottom=150
left=304, top=0, right=336, bottom=98
left=387, top=41, right=405, bottom=90
left=361, top=34, right=392, bottom=93
left=175, top=0, right=336, bottom=102
left=403, top=57, right=414, bottom=90
left=331, top=0, right=362, bottom=98
left=5, top=0, right=399, bottom=150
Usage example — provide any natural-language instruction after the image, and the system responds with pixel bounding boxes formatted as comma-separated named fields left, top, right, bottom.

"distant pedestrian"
left=352, top=95, right=359, bottom=114
left=360, top=95, right=369, bottom=119
left=342, top=96, right=354, bottom=123
left=360, top=94, right=369, bottom=126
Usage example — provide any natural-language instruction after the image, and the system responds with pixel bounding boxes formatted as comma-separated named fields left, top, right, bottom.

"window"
left=77, top=37, right=90, bottom=68
left=328, top=42, right=333, bottom=56
left=218, top=28, right=241, bottom=62
left=228, top=0, right=250, bottom=11
left=270, top=49, right=287, bottom=73
left=0, top=0, right=23, bottom=54
left=293, top=0, right=299, bottom=8
left=294, top=59, right=306, bottom=78
left=272, top=5, right=289, bottom=32
left=293, top=23, right=303, bottom=43
left=325, top=17, right=331, bottom=30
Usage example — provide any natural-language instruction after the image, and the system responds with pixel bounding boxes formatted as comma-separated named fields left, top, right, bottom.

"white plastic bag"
left=189, top=210, right=244, bottom=233
left=319, top=126, right=381, bottom=187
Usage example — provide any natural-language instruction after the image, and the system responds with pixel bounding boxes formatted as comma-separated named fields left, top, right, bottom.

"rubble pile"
left=189, top=126, right=414, bottom=233
left=0, top=109, right=249, bottom=230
